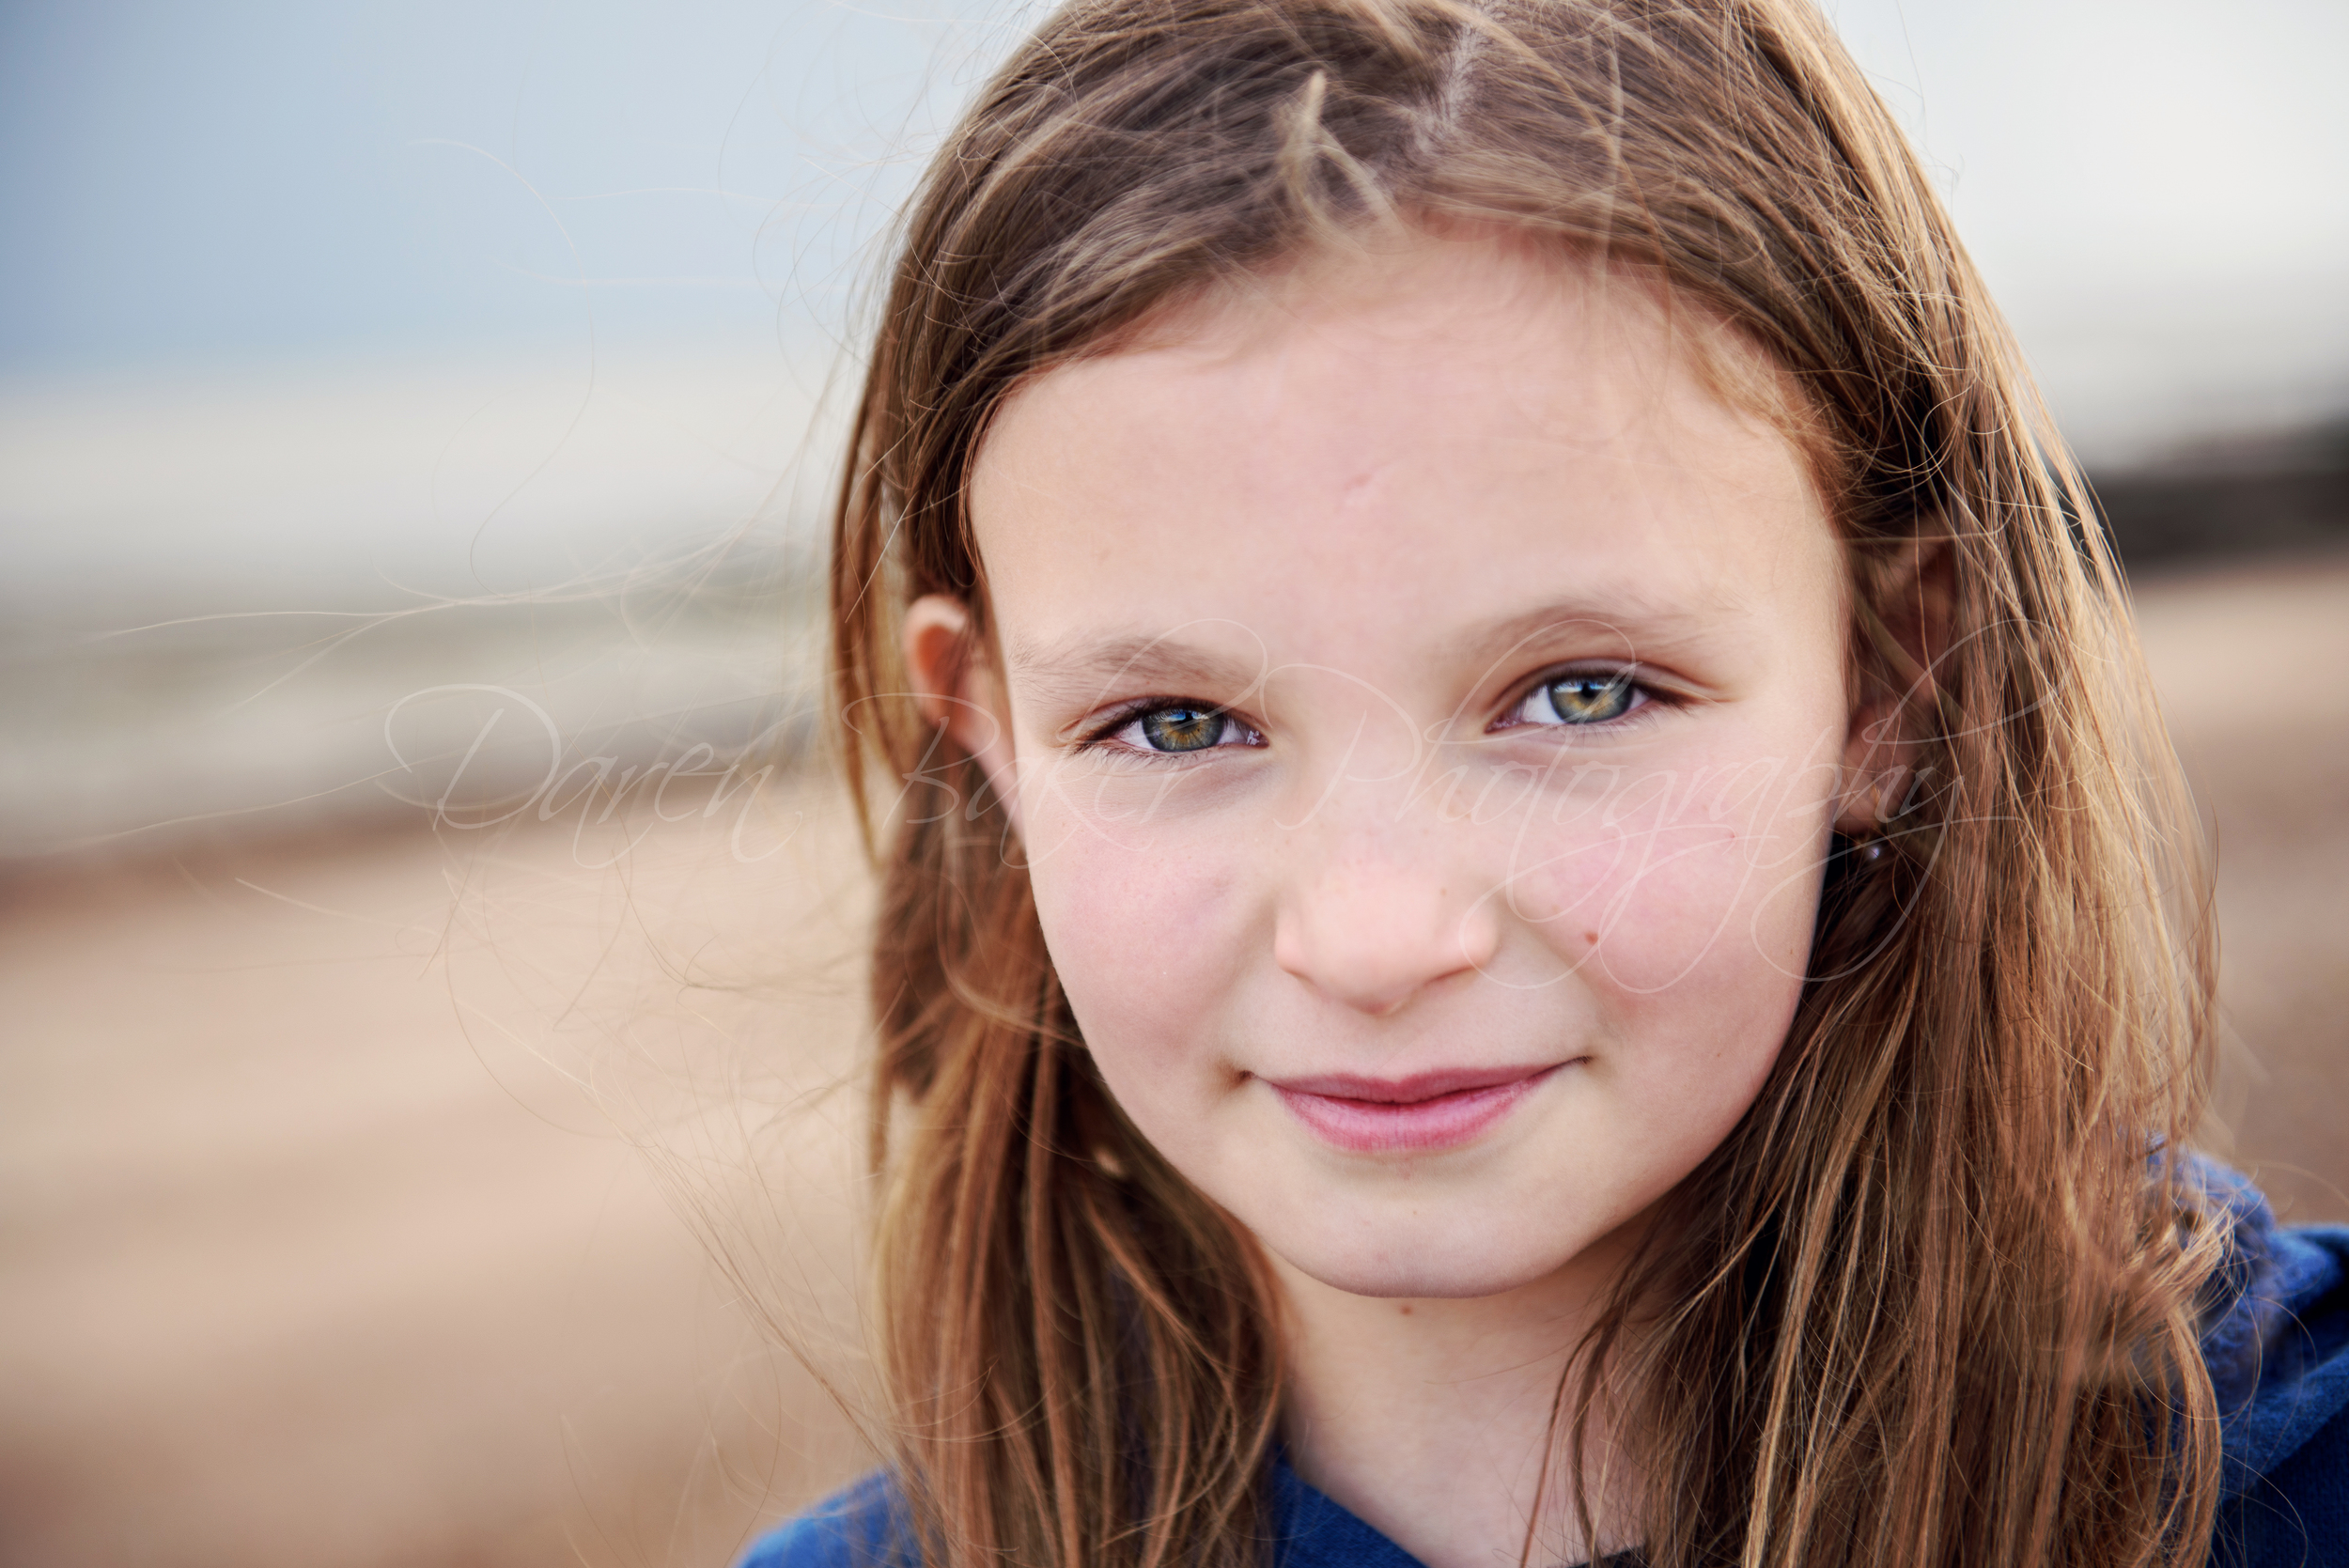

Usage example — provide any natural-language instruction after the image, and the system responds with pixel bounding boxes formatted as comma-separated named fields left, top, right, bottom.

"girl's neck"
left=1270, top=1233, right=1644, bottom=1568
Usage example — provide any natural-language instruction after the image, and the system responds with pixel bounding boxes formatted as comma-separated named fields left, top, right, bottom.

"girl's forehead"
left=1125, top=231, right=1805, bottom=437
left=1122, top=235, right=1690, bottom=410
left=969, top=233, right=1840, bottom=666
left=987, top=235, right=1810, bottom=496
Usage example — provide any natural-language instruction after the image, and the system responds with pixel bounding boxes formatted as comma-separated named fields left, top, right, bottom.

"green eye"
left=1139, top=705, right=1229, bottom=752
left=1538, top=673, right=1636, bottom=724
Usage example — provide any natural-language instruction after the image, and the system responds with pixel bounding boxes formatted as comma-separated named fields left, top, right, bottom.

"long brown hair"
left=823, top=1, right=2226, bottom=1563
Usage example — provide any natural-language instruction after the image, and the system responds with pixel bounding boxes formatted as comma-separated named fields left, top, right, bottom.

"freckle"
left=1398, top=1305, right=1413, bottom=1315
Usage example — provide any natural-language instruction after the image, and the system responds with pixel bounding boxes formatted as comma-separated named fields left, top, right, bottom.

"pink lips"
left=1266, top=1064, right=1566, bottom=1154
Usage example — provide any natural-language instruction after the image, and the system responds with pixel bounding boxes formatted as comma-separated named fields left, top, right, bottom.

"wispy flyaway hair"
left=824, top=1, right=2226, bottom=1563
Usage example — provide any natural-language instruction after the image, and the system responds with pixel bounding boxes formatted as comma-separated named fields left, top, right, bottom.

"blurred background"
left=2, top=1, right=2344, bottom=1564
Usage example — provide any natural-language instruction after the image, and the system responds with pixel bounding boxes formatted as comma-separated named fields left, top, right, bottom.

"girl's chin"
left=1251, top=1215, right=1601, bottom=1302
left=1225, top=1164, right=1663, bottom=1304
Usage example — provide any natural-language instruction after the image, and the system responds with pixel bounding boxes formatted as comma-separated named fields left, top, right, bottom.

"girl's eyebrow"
left=1010, top=597, right=1729, bottom=711
left=1007, top=634, right=1268, bottom=710
left=1440, top=597, right=1731, bottom=670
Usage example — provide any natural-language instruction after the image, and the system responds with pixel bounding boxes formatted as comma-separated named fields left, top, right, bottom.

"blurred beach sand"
left=0, top=557, right=2343, bottom=1568
left=2138, top=557, right=2349, bottom=1223
left=0, top=784, right=879, bottom=1568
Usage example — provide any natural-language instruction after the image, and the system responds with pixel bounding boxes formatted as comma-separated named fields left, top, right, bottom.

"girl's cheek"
left=1023, top=796, right=1246, bottom=1080
left=1500, top=766, right=1832, bottom=996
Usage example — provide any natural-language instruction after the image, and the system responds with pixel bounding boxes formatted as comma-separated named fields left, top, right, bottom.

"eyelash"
left=1078, top=701, right=1266, bottom=759
left=1076, top=664, right=1666, bottom=760
left=1490, top=665, right=1665, bottom=735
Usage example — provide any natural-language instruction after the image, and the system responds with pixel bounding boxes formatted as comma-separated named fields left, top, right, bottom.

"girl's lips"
left=1265, top=1063, right=1568, bottom=1154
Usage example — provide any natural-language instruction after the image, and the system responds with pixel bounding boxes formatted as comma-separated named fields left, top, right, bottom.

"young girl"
left=744, top=0, right=2349, bottom=1562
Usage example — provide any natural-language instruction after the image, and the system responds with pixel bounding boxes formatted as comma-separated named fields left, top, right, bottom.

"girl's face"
left=946, top=235, right=1865, bottom=1300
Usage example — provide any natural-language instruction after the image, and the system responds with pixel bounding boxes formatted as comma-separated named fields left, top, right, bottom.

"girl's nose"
left=1270, top=852, right=1503, bottom=1017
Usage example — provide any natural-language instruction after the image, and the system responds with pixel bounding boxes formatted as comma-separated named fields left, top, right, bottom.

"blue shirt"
left=743, top=1175, right=2349, bottom=1568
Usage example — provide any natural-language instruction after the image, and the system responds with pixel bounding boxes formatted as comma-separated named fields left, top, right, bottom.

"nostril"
left=1455, top=893, right=1502, bottom=974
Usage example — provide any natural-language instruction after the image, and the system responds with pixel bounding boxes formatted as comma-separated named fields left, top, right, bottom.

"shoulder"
left=2198, top=1164, right=2349, bottom=1568
left=738, top=1471, right=918, bottom=1568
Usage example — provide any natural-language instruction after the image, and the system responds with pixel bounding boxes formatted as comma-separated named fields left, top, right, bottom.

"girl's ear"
left=903, top=594, right=1023, bottom=831
left=1835, top=540, right=1954, bottom=835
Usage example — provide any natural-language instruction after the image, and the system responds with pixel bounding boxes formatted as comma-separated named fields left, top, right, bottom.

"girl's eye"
left=1512, top=670, right=1642, bottom=728
left=1105, top=703, right=1258, bottom=754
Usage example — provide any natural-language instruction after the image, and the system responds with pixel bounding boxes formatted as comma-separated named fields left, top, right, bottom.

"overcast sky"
left=2, top=0, right=2344, bottom=460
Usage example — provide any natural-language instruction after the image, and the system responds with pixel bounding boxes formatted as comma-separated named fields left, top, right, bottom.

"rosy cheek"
left=1026, top=812, right=1242, bottom=1093
left=1505, top=776, right=1830, bottom=997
